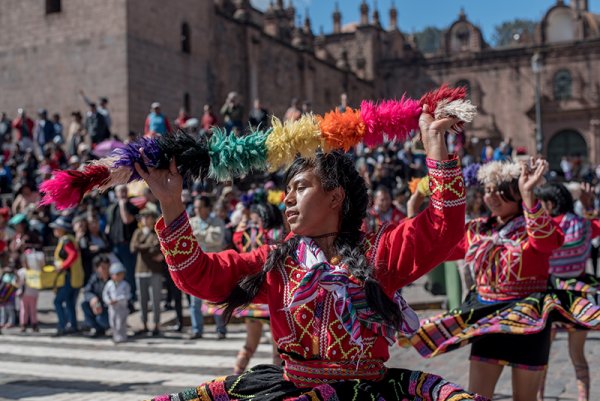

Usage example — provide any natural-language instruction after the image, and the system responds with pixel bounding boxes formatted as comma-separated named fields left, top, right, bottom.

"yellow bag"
left=25, top=265, right=65, bottom=290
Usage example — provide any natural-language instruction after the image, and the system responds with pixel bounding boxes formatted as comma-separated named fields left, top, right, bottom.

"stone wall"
left=0, top=0, right=128, bottom=134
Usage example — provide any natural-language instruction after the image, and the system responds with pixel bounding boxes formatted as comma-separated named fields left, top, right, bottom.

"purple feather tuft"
left=111, top=138, right=161, bottom=181
left=463, top=163, right=481, bottom=188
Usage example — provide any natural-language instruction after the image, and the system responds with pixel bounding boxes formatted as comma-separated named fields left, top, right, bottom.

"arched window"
left=46, top=0, right=61, bottom=14
left=183, top=92, right=191, bottom=113
left=455, top=79, right=471, bottom=100
left=181, top=23, right=191, bottom=54
left=554, top=69, right=572, bottom=100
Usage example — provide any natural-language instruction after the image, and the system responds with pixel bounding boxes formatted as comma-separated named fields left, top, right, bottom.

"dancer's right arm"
left=155, top=212, right=269, bottom=302
left=135, top=157, right=269, bottom=302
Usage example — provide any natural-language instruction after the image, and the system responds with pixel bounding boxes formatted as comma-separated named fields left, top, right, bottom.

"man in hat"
left=50, top=216, right=84, bottom=336
left=102, top=262, right=131, bottom=343
left=144, top=102, right=171, bottom=138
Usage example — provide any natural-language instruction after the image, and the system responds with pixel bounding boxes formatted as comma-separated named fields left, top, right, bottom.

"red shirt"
left=157, top=156, right=465, bottom=386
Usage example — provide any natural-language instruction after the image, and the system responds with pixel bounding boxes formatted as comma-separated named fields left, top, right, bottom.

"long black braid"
left=220, top=151, right=404, bottom=329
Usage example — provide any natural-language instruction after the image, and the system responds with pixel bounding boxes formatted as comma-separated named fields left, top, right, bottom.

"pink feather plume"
left=40, top=165, right=111, bottom=210
left=360, top=97, right=422, bottom=147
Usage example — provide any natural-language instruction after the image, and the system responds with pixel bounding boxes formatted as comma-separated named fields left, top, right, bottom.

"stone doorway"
left=547, top=130, right=588, bottom=173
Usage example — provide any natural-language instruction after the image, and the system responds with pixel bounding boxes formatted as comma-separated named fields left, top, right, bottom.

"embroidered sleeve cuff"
left=427, top=155, right=465, bottom=210
left=155, top=211, right=189, bottom=242
left=155, top=211, right=202, bottom=273
left=522, top=201, right=542, bottom=216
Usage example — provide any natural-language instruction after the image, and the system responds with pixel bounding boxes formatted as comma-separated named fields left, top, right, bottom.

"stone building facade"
left=0, top=0, right=599, bottom=168
left=0, top=0, right=373, bottom=137
left=317, top=0, right=600, bottom=168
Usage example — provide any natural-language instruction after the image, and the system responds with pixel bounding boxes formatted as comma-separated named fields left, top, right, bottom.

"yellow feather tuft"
left=265, top=114, right=324, bottom=171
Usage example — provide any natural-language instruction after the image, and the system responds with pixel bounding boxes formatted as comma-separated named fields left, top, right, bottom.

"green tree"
left=492, top=19, right=537, bottom=47
left=414, top=26, right=442, bottom=54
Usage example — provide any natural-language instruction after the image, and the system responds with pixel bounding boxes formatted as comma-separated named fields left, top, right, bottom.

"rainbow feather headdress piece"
left=40, top=84, right=477, bottom=210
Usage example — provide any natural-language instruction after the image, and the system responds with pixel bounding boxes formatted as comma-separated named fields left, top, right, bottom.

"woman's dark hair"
left=534, top=183, right=574, bottom=216
left=221, top=151, right=404, bottom=329
left=250, top=202, right=283, bottom=230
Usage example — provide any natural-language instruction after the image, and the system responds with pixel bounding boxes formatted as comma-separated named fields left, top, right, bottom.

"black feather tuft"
left=156, top=131, right=210, bottom=182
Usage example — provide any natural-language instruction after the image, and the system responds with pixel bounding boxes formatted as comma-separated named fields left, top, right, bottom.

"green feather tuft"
left=208, top=127, right=271, bottom=181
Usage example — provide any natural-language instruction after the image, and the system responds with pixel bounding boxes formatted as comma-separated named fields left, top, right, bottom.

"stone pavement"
left=1, top=285, right=599, bottom=400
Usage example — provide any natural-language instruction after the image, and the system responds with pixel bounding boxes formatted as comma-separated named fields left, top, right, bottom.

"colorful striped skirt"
left=147, top=364, right=487, bottom=401
left=404, top=276, right=600, bottom=367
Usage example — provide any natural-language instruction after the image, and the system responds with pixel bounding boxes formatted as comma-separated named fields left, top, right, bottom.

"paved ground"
left=1, top=282, right=598, bottom=400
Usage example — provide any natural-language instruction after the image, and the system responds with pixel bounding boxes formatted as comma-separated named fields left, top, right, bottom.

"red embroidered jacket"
left=157, top=157, right=466, bottom=386
left=447, top=202, right=564, bottom=301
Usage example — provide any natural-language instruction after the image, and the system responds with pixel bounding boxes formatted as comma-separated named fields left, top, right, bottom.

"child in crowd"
left=102, top=262, right=131, bottom=343
left=16, top=256, right=39, bottom=332
left=0, top=266, right=18, bottom=330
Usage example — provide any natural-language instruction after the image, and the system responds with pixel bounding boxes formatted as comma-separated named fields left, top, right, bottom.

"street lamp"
left=531, top=52, right=543, bottom=155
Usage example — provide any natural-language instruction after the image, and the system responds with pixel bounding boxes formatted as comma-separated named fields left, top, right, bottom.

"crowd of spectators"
left=1, top=89, right=599, bottom=343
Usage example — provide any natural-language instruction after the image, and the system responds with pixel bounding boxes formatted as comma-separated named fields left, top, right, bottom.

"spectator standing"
left=16, top=258, right=40, bottom=332
left=0, top=112, right=11, bottom=145
left=144, top=102, right=172, bottom=138
left=106, top=185, right=139, bottom=304
left=50, top=216, right=84, bottom=336
left=80, top=90, right=112, bottom=130
left=81, top=255, right=111, bottom=337
left=52, top=113, right=63, bottom=143
left=34, top=109, right=57, bottom=154
left=102, top=262, right=131, bottom=343
left=201, top=104, right=218, bottom=135
left=130, top=208, right=164, bottom=336
left=85, top=103, right=110, bottom=146
left=66, top=111, right=88, bottom=156
left=0, top=208, right=15, bottom=266
left=284, top=98, right=301, bottom=122
left=337, top=92, right=348, bottom=112
left=188, top=196, right=227, bottom=339
left=12, top=109, right=34, bottom=151
left=174, top=107, right=189, bottom=131
left=220, top=92, right=244, bottom=134
left=248, top=99, right=269, bottom=130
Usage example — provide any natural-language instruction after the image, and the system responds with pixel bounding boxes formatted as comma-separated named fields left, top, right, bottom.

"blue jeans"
left=190, top=296, right=226, bottom=335
left=113, top=243, right=137, bottom=302
left=54, top=272, right=80, bottom=331
left=81, top=300, right=109, bottom=331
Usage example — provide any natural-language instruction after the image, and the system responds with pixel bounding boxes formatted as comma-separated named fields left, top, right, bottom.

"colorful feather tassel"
left=360, top=97, right=422, bottom=147
left=319, top=107, right=365, bottom=152
left=40, top=165, right=111, bottom=210
left=208, top=127, right=269, bottom=181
